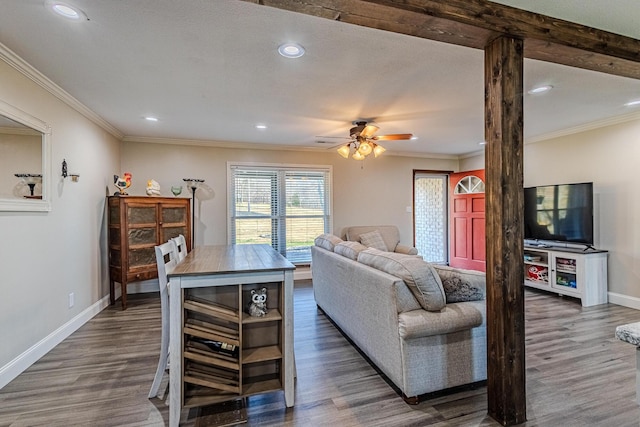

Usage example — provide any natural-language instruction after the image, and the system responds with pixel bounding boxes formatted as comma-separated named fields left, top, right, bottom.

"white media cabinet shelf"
left=524, top=242, right=608, bottom=307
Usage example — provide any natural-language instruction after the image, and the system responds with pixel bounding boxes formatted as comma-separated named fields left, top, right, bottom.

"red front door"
left=449, top=170, right=486, bottom=272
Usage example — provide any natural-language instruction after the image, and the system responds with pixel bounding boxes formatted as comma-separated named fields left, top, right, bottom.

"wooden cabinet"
left=524, top=245, right=608, bottom=307
left=108, top=195, right=191, bottom=309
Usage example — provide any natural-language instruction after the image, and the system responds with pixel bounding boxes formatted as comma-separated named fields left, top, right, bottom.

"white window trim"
left=227, top=161, right=333, bottom=262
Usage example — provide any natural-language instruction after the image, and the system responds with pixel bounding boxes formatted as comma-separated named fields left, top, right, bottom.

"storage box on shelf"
left=181, top=282, right=284, bottom=408
left=524, top=244, right=608, bottom=307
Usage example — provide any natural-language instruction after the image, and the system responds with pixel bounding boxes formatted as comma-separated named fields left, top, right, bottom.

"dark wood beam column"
left=484, top=35, right=526, bottom=426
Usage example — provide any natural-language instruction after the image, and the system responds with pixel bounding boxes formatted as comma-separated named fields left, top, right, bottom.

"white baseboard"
left=608, top=292, right=640, bottom=311
left=0, top=295, right=111, bottom=390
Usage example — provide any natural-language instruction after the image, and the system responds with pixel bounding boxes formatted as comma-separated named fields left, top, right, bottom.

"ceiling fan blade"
left=373, top=133, right=413, bottom=141
left=315, top=135, right=352, bottom=139
left=360, top=124, right=379, bottom=138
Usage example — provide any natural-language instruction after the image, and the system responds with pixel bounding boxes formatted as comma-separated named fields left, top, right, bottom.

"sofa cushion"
left=357, top=248, right=446, bottom=312
left=433, top=265, right=485, bottom=303
left=314, top=233, right=343, bottom=252
left=359, top=230, right=388, bottom=251
left=345, top=225, right=400, bottom=252
left=334, top=241, right=368, bottom=260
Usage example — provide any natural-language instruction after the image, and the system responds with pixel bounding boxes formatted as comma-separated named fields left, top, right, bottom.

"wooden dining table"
left=167, top=244, right=296, bottom=427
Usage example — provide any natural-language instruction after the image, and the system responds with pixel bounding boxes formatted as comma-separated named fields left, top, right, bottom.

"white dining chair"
left=148, top=239, right=178, bottom=398
left=171, top=234, right=188, bottom=262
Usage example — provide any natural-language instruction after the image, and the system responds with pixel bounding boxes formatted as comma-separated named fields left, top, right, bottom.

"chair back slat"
left=172, top=234, right=188, bottom=262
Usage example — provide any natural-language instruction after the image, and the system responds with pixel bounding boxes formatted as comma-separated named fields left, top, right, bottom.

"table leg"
left=169, top=279, right=182, bottom=426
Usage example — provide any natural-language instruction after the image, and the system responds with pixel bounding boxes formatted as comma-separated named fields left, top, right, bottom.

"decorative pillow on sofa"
left=359, top=230, right=388, bottom=251
left=433, top=265, right=485, bottom=303
left=334, top=241, right=368, bottom=260
left=357, top=248, right=446, bottom=312
left=314, top=234, right=343, bottom=252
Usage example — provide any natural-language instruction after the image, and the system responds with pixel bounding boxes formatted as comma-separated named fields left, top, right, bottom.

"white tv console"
left=523, top=241, right=608, bottom=307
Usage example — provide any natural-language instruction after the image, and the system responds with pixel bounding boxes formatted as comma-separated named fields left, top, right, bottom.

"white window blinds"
left=229, top=164, right=332, bottom=264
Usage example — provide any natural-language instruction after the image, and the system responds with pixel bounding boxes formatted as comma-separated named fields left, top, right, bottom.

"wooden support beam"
left=484, top=35, right=526, bottom=426
left=240, top=0, right=640, bottom=79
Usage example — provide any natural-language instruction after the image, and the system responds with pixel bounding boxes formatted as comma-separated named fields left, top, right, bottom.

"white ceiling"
left=1, top=0, right=640, bottom=157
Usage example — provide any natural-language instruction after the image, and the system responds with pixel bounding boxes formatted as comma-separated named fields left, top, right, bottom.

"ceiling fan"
left=320, top=121, right=413, bottom=160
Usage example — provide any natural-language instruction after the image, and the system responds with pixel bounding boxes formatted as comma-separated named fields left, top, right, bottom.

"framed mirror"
left=0, top=99, right=51, bottom=212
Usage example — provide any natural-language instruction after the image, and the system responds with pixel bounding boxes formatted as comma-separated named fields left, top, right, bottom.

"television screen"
left=523, top=182, right=594, bottom=244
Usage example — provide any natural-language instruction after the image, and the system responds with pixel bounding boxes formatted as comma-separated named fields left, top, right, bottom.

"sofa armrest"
left=398, top=301, right=485, bottom=339
left=395, top=244, right=418, bottom=255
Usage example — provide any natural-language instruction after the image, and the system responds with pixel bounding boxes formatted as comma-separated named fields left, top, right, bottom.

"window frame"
left=227, top=162, right=333, bottom=264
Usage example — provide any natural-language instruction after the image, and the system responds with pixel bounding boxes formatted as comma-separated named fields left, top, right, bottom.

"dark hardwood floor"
left=1, top=281, right=639, bottom=426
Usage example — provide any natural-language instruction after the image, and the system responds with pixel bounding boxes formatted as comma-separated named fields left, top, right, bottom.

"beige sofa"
left=311, top=230, right=487, bottom=403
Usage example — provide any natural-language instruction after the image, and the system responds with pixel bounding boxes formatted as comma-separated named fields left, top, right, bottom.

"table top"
left=168, top=244, right=295, bottom=278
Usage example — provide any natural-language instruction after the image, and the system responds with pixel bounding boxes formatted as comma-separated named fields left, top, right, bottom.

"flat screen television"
left=523, top=182, right=594, bottom=245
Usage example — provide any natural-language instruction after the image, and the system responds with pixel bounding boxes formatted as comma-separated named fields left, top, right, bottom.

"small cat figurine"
left=248, top=287, right=268, bottom=317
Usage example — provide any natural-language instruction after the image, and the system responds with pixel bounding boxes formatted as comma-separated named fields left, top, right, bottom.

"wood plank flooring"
left=1, top=282, right=639, bottom=426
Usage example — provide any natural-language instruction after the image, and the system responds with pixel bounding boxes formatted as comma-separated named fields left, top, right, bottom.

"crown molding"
left=122, top=135, right=460, bottom=160
left=0, top=42, right=123, bottom=139
left=527, top=110, right=640, bottom=144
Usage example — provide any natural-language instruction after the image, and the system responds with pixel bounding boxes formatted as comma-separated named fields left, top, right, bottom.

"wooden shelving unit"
left=181, top=282, right=284, bottom=408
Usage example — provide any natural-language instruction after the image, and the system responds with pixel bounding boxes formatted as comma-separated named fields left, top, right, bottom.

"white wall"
left=0, top=58, right=120, bottom=378
left=460, top=118, right=640, bottom=302
left=120, top=141, right=460, bottom=249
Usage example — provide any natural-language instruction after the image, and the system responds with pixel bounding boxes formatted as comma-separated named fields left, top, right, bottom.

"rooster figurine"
left=113, top=172, right=132, bottom=195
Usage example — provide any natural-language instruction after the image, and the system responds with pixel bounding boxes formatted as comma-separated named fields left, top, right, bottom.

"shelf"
left=184, top=319, right=240, bottom=347
left=242, top=345, right=282, bottom=364
left=242, top=378, right=282, bottom=396
left=242, top=308, right=282, bottom=324
left=184, top=362, right=240, bottom=394
left=525, top=279, right=549, bottom=286
left=184, top=342, right=239, bottom=371
left=184, top=297, right=239, bottom=323
left=183, top=385, right=239, bottom=408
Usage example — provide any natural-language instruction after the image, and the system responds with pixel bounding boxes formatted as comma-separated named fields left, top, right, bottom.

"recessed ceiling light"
left=528, top=85, right=553, bottom=95
left=255, top=124, right=267, bottom=129
left=624, top=100, right=640, bottom=107
left=410, top=136, right=418, bottom=140
left=45, top=0, right=88, bottom=21
left=278, top=43, right=305, bottom=59
left=145, top=116, right=159, bottom=122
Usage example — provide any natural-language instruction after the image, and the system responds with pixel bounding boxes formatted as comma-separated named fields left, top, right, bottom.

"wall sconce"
left=62, top=159, right=80, bottom=182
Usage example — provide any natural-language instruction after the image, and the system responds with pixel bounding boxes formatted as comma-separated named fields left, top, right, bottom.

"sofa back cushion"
left=357, top=248, right=446, bottom=312
left=358, top=230, right=388, bottom=251
left=334, top=241, right=368, bottom=260
left=433, top=265, right=485, bottom=303
left=345, top=225, right=400, bottom=252
left=314, top=233, right=343, bottom=252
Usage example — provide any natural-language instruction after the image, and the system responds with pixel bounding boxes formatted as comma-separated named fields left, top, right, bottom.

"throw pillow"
left=357, top=248, right=446, bottom=312
left=433, top=265, right=485, bottom=303
left=359, top=230, right=388, bottom=251
left=334, top=241, right=368, bottom=260
left=314, top=233, right=343, bottom=252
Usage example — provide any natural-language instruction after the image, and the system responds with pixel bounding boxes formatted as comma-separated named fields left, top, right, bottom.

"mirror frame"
left=0, top=99, right=51, bottom=212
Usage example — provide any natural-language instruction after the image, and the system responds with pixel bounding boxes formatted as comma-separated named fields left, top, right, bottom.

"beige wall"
left=0, top=59, right=120, bottom=369
left=121, top=141, right=460, bottom=249
left=461, top=118, right=640, bottom=300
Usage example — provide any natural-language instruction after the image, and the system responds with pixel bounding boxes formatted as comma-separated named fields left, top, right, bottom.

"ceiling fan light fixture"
left=352, top=150, right=365, bottom=161
left=337, top=144, right=351, bottom=159
left=373, top=144, right=386, bottom=157
left=359, top=141, right=373, bottom=156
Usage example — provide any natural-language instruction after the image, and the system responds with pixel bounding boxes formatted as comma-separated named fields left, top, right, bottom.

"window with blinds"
left=228, top=164, right=332, bottom=264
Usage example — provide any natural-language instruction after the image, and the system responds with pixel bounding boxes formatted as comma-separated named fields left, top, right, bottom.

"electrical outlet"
left=68, top=292, right=74, bottom=308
